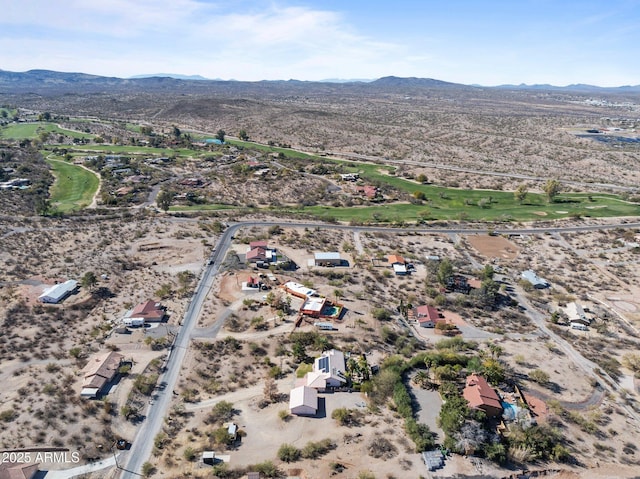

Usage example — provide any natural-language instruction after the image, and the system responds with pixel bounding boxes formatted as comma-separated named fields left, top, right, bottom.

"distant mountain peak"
left=129, top=73, right=212, bottom=81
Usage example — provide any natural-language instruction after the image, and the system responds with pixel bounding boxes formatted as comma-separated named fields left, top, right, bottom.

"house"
left=313, top=349, right=347, bottom=387
left=289, top=385, right=318, bottom=415
left=340, top=173, right=359, bottom=181
left=410, top=305, right=443, bottom=328
left=0, top=462, right=39, bottom=479
left=178, top=177, right=205, bottom=187
left=565, top=302, right=590, bottom=325
left=463, top=373, right=503, bottom=418
left=125, top=300, right=165, bottom=323
left=356, top=185, right=378, bottom=199
left=283, top=281, right=317, bottom=299
left=81, top=351, right=124, bottom=398
left=300, top=296, right=327, bottom=318
left=249, top=240, right=269, bottom=249
left=246, top=247, right=267, bottom=263
left=445, top=275, right=471, bottom=294
left=521, top=270, right=550, bottom=289
left=38, top=279, right=78, bottom=304
left=314, top=252, right=342, bottom=266
left=301, top=371, right=328, bottom=390
left=387, top=254, right=405, bottom=265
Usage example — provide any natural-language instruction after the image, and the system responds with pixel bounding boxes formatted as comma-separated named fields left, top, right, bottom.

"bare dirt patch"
left=467, top=234, right=520, bottom=260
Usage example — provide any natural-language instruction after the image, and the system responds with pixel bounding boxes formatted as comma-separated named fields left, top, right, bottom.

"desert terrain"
left=1, top=77, right=640, bottom=479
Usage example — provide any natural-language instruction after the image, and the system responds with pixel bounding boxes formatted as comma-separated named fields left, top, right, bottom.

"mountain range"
left=1, top=69, right=639, bottom=95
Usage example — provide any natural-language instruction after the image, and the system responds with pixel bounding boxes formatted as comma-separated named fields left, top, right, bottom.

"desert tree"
left=215, top=129, right=226, bottom=143
left=543, top=179, right=561, bottom=203
left=156, top=189, right=173, bottom=212
left=238, top=129, right=249, bottom=141
left=81, top=271, right=97, bottom=291
left=514, top=183, right=528, bottom=204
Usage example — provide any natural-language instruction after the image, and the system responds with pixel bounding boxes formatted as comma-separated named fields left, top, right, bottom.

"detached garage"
left=289, top=386, right=318, bottom=416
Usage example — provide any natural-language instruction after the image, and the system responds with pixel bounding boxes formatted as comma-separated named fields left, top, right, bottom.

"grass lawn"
left=169, top=204, right=237, bottom=212
left=46, top=159, right=100, bottom=212
left=0, top=122, right=97, bottom=140
left=56, top=144, right=196, bottom=157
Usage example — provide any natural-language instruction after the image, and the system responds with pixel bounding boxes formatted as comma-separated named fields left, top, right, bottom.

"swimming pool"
left=502, top=401, right=519, bottom=421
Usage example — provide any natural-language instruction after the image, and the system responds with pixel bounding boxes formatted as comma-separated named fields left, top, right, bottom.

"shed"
left=202, top=451, right=216, bottom=465
left=289, top=386, right=318, bottom=415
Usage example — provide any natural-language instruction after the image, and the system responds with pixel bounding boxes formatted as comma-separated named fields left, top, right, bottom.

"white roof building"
left=289, top=385, right=318, bottom=415
left=39, top=280, right=78, bottom=304
left=521, top=270, right=550, bottom=289
left=283, top=281, right=317, bottom=298
left=565, top=302, right=589, bottom=324
left=313, top=349, right=347, bottom=387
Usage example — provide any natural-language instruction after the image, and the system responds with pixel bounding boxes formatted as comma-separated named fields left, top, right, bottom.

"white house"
left=39, top=280, right=79, bottom=304
left=521, top=270, right=550, bottom=289
left=565, top=302, right=590, bottom=325
left=289, top=385, right=318, bottom=415
left=313, top=349, right=347, bottom=387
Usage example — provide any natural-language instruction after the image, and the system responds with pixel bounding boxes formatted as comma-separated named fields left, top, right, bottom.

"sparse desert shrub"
left=277, top=443, right=301, bottom=462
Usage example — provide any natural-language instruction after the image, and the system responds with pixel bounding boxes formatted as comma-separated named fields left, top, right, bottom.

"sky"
left=2, top=0, right=640, bottom=86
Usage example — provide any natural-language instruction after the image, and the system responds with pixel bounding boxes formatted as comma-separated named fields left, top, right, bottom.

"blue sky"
left=2, top=0, right=640, bottom=86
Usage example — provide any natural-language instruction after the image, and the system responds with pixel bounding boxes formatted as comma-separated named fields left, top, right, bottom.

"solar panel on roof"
left=318, top=356, right=329, bottom=373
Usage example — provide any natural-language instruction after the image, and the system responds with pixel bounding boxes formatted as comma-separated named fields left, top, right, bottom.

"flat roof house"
left=289, top=385, right=318, bottom=415
left=521, top=270, right=550, bottom=289
left=463, top=373, right=503, bottom=418
left=300, top=296, right=327, bottom=318
left=81, top=351, right=124, bottom=398
left=314, top=349, right=347, bottom=387
left=38, top=279, right=78, bottom=304
left=283, top=281, right=317, bottom=299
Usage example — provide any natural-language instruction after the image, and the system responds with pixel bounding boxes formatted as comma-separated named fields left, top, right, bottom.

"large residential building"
left=463, top=373, right=503, bottom=418
left=81, top=351, right=124, bottom=398
left=38, top=280, right=78, bottom=304
left=0, top=462, right=39, bottom=479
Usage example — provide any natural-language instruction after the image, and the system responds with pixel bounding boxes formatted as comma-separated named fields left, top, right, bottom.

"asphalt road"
left=118, top=227, right=233, bottom=478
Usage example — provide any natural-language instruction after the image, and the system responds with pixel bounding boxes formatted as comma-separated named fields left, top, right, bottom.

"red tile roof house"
left=249, top=240, right=269, bottom=249
left=355, top=185, right=378, bottom=199
left=246, top=247, right=267, bottom=263
left=410, top=305, right=444, bottom=328
left=463, top=373, right=503, bottom=418
left=129, top=300, right=166, bottom=322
